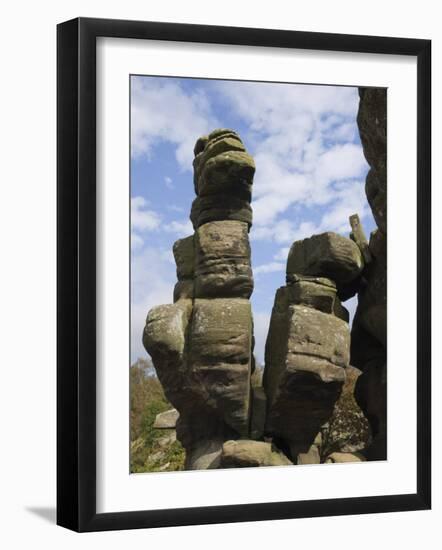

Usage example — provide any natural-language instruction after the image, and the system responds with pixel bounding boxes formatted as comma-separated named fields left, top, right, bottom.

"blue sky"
left=130, top=75, right=375, bottom=364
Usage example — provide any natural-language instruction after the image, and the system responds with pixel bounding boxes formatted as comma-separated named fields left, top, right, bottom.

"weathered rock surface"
left=194, top=221, right=253, bottom=298
left=297, top=433, right=322, bottom=465
left=157, top=431, right=177, bottom=447
left=193, top=129, right=255, bottom=201
left=142, top=300, right=193, bottom=407
left=185, top=440, right=223, bottom=470
left=333, top=297, right=350, bottom=323
left=153, top=408, right=179, bottom=429
left=250, top=386, right=267, bottom=440
left=143, top=129, right=255, bottom=468
left=264, top=302, right=349, bottom=461
left=287, top=232, right=364, bottom=285
left=353, top=359, right=386, bottom=461
left=142, top=121, right=386, bottom=471
left=350, top=213, right=372, bottom=264
left=357, top=88, right=387, bottom=234
left=220, top=440, right=293, bottom=468
left=173, top=280, right=194, bottom=302
left=173, top=236, right=194, bottom=280
left=191, top=195, right=252, bottom=229
left=325, top=452, right=365, bottom=463
left=351, top=88, right=387, bottom=461
left=173, top=236, right=195, bottom=302
left=189, top=298, right=252, bottom=437
left=285, top=275, right=337, bottom=314
left=355, top=230, right=387, bottom=348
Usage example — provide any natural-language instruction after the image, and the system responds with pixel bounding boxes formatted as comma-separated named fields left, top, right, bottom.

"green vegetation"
left=130, top=358, right=185, bottom=473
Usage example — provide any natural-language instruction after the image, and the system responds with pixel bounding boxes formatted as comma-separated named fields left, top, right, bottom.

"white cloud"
left=319, top=180, right=372, bottom=233
left=164, top=218, right=193, bottom=236
left=273, top=247, right=290, bottom=261
left=345, top=295, right=358, bottom=321
left=254, top=261, right=285, bottom=276
left=131, top=233, right=144, bottom=251
left=164, top=176, right=174, bottom=189
left=131, top=196, right=193, bottom=240
left=251, top=218, right=304, bottom=244
left=167, top=204, right=184, bottom=213
left=131, top=77, right=219, bottom=170
left=131, top=196, right=161, bottom=232
left=250, top=178, right=373, bottom=246
left=131, top=246, right=176, bottom=362
left=314, top=144, right=367, bottom=190
left=212, top=81, right=370, bottom=239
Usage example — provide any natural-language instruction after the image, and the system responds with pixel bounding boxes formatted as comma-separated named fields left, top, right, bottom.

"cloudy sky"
left=130, top=75, right=376, bottom=364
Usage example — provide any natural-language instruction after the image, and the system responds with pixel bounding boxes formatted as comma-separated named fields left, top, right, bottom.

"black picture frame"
left=57, top=17, right=431, bottom=532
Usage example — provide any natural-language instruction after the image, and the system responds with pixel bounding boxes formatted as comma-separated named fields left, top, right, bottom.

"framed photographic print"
left=57, top=17, right=431, bottom=532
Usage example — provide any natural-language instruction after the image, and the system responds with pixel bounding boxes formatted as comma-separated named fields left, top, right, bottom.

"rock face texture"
left=143, top=129, right=258, bottom=469
left=153, top=409, right=179, bottom=429
left=263, top=239, right=358, bottom=463
left=351, top=88, right=387, bottom=461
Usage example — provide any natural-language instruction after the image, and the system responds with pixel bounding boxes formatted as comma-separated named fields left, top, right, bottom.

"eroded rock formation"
left=351, top=88, right=387, bottom=461
left=143, top=129, right=257, bottom=469
left=263, top=233, right=363, bottom=463
left=142, top=90, right=386, bottom=470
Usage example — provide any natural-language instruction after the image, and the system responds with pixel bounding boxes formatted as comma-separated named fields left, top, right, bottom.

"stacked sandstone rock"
left=143, top=105, right=386, bottom=469
left=351, top=88, right=387, bottom=461
left=144, top=129, right=265, bottom=469
left=263, top=232, right=365, bottom=464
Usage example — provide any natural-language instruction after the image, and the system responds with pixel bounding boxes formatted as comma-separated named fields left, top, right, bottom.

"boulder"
left=193, top=129, right=255, bottom=200
left=194, top=134, right=246, bottom=171
left=220, top=440, right=293, bottom=468
left=142, top=300, right=193, bottom=407
left=153, top=408, right=179, bottom=429
left=264, top=305, right=349, bottom=460
left=198, top=150, right=255, bottom=199
left=287, top=232, right=364, bottom=284
left=325, top=452, right=365, bottom=463
left=286, top=306, right=350, bottom=367
left=157, top=431, right=177, bottom=447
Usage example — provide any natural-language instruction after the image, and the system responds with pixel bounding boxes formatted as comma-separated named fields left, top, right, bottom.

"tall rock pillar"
left=143, top=129, right=256, bottom=469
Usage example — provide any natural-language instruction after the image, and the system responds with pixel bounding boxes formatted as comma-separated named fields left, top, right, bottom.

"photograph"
left=130, top=75, right=387, bottom=473
left=0, top=0, right=434, bottom=542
